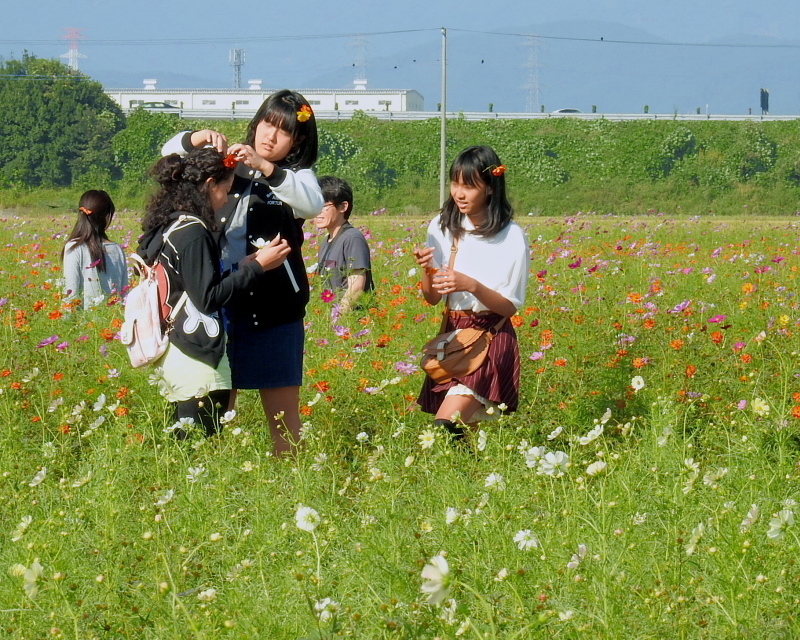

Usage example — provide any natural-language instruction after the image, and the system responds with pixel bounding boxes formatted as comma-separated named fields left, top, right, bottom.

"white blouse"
left=426, top=215, right=530, bottom=313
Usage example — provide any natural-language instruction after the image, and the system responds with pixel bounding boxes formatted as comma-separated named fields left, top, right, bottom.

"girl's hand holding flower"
left=432, top=267, right=475, bottom=295
left=227, top=143, right=276, bottom=177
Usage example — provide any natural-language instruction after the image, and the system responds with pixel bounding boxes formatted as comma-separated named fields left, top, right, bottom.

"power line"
left=450, top=28, right=800, bottom=49
left=2, top=27, right=799, bottom=49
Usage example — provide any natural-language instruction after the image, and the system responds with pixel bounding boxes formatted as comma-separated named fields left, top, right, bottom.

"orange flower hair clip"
left=223, top=153, right=239, bottom=168
left=79, top=206, right=93, bottom=215
left=297, top=104, right=314, bottom=122
left=487, top=164, right=507, bottom=177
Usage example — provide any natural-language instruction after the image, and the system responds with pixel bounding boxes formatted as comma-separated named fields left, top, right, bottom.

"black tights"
left=173, top=390, right=232, bottom=438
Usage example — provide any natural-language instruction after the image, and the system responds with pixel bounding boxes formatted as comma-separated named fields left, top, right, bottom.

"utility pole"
left=440, top=27, right=448, bottom=208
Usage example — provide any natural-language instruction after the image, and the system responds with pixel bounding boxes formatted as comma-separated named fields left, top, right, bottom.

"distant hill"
left=94, top=20, right=800, bottom=115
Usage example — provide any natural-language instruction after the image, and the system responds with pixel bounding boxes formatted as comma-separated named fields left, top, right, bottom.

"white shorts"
left=156, top=342, right=232, bottom=402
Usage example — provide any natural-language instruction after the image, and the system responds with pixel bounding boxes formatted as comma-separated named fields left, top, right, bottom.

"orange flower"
left=632, top=357, right=649, bottom=369
left=1, top=368, right=11, bottom=377
left=793, top=391, right=800, bottom=402
left=111, top=318, right=123, bottom=329
left=792, top=406, right=800, bottom=419
left=48, top=310, right=63, bottom=320
left=300, top=405, right=313, bottom=416
left=685, top=364, right=697, bottom=378
left=11, top=381, right=21, bottom=390
left=59, top=424, right=71, bottom=434
left=53, top=372, right=64, bottom=380
left=313, top=380, right=330, bottom=392
left=553, top=358, right=567, bottom=367
left=115, top=406, right=129, bottom=417
left=670, top=339, right=684, bottom=350
left=710, top=331, right=724, bottom=345
left=33, top=300, right=46, bottom=312
left=741, top=353, right=753, bottom=364
left=511, top=315, right=524, bottom=328
left=31, top=416, right=41, bottom=423
left=100, top=328, right=116, bottom=341
left=627, top=292, right=643, bottom=304
left=296, top=104, right=313, bottom=122
left=391, top=284, right=403, bottom=295
left=116, top=387, right=130, bottom=399
left=643, top=318, right=656, bottom=329
left=742, top=282, right=755, bottom=294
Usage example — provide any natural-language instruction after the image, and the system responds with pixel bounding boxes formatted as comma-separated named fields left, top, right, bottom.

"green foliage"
left=0, top=53, right=124, bottom=189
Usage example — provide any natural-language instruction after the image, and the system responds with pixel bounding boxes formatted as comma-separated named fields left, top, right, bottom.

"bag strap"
left=437, top=239, right=460, bottom=333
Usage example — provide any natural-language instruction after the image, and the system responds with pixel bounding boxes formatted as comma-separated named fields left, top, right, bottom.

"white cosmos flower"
left=28, top=467, right=47, bottom=487
left=586, top=460, right=607, bottom=476
left=740, top=504, right=759, bottom=533
left=356, top=432, right=369, bottom=443
left=155, top=489, right=175, bottom=506
left=219, top=410, right=237, bottom=425
left=92, top=393, right=107, bottom=412
left=314, top=597, right=340, bottom=622
left=484, top=472, right=506, bottom=491
left=600, top=407, right=612, bottom=424
left=685, top=522, right=706, bottom=555
left=513, top=529, right=540, bottom=551
left=420, top=554, right=451, bottom=605
left=538, top=451, right=570, bottom=477
left=71, top=472, right=92, bottom=488
left=186, top=464, right=207, bottom=483
left=752, top=397, right=770, bottom=417
left=476, top=430, right=488, bottom=451
left=579, top=424, right=604, bottom=446
left=524, top=446, right=548, bottom=468
left=547, top=426, right=563, bottom=440
left=630, top=376, right=645, bottom=392
left=23, top=561, right=43, bottom=599
left=11, top=516, right=33, bottom=542
left=419, top=430, right=436, bottom=450
left=767, top=509, right=794, bottom=540
left=197, top=588, right=217, bottom=602
left=252, top=237, right=267, bottom=249
left=295, top=505, right=321, bottom=532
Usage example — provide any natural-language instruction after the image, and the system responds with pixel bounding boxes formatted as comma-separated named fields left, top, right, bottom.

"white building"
left=105, top=78, right=425, bottom=112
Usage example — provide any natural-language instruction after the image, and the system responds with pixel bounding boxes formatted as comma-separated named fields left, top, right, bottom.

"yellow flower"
left=297, top=105, right=313, bottom=122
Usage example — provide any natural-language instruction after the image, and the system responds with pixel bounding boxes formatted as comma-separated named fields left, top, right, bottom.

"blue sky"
left=4, top=1, right=800, bottom=113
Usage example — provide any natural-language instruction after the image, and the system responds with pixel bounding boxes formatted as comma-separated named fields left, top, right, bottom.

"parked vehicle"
left=551, top=108, right=582, bottom=114
left=138, top=101, right=181, bottom=112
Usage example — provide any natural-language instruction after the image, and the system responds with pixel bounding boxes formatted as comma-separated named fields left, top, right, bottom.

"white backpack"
left=119, top=217, right=199, bottom=368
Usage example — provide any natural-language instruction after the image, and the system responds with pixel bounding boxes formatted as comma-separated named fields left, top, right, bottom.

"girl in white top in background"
left=414, top=146, right=530, bottom=440
left=62, top=190, right=128, bottom=309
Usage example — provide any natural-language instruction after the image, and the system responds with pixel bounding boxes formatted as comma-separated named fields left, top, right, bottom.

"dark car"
left=137, top=101, right=181, bottom=112
left=551, top=108, right=583, bottom=115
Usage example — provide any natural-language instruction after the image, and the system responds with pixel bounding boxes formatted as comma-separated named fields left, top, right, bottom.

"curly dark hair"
left=142, top=148, right=233, bottom=232
left=439, top=145, right=513, bottom=240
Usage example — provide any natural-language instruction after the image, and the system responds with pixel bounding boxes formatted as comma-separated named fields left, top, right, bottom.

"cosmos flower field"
left=2, top=209, right=800, bottom=639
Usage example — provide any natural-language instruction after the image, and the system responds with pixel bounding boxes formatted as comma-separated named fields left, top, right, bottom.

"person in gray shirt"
left=62, top=190, right=128, bottom=310
left=314, top=176, right=374, bottom=313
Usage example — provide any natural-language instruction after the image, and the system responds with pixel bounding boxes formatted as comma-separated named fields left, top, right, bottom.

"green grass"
left=1, top=209, right=800, bottom=639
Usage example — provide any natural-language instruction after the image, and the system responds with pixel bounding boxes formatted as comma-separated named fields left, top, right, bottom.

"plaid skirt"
left=417, top=312, right=521, bottom=415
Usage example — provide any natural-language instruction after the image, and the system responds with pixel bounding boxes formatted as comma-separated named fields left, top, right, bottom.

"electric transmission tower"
left=60, top=28, right=87, bottom=72
left=350, top=36, right=369, bottom=85
left=230, top=49, right=245, bottom=89
left=521, top=35, right=542, bottom=112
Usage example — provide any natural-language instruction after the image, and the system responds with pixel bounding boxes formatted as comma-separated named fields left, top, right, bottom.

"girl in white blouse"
left=62, top=190, right=128, bottom=309
left=414, top=146, right=530, bottom=439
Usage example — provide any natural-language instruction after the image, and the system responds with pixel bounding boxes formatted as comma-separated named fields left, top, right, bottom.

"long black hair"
left=439, top=145, right=513, bottom=240
left=245, top=89, right=318, bottom=169
left=142, top=148, right=234, bottom=233
left=63, top=190, right=116, bottom=272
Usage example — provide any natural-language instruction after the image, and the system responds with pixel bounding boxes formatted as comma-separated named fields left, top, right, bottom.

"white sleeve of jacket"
left=161, top=131, right=193, bottom=157
left=270, top=168, right=325, bottom=220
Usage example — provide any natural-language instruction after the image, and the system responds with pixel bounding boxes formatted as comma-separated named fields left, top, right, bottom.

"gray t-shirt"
left=63, top=240, right=128, bottom=309
left=316, top=223, right=374, bottom=292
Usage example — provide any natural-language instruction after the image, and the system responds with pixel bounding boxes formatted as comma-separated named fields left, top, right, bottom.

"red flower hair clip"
left=487, top=164, right=507, bottom=177
left=223, top=153, right=239, bottom=168
left=297, top=104, right=314, bottom=122
left=79, top=206, right=93, bottom=215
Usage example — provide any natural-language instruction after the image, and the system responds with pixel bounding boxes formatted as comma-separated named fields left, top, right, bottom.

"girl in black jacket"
left=138, top=149, right=289, bottom=437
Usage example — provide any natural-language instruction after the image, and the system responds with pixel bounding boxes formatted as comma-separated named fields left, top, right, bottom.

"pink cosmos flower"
left=708, top=315, right=727, bottom=323
left=321, top=289, right=335, bottom=303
